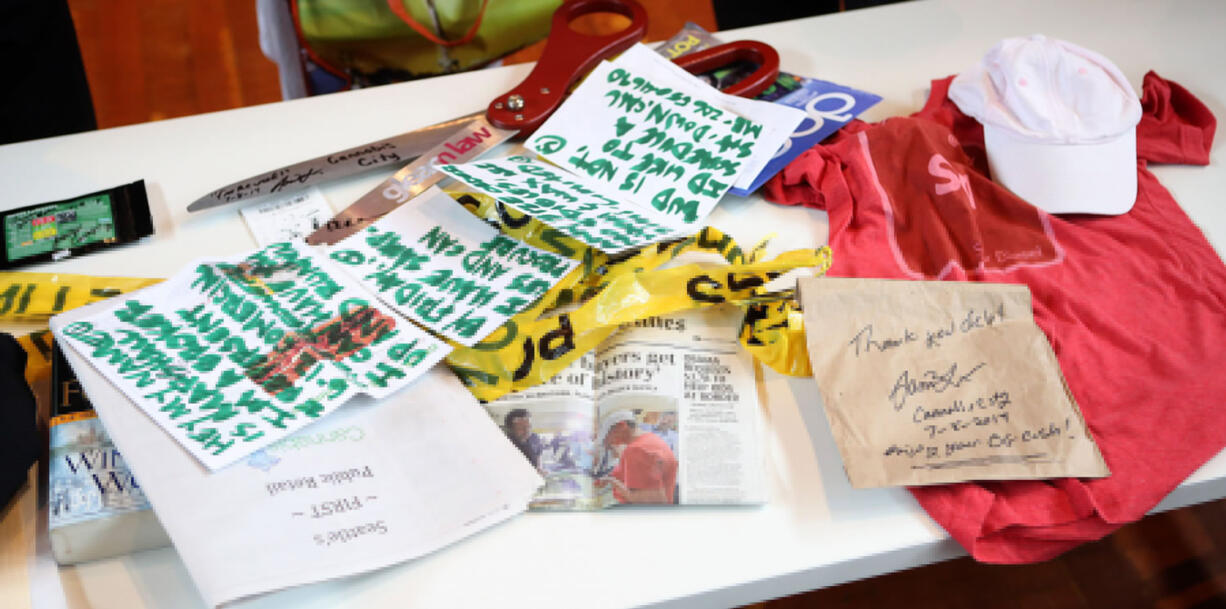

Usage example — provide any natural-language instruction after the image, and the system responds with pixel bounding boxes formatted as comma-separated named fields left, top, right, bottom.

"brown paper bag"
left=798, top=278, right=1108, bottom=488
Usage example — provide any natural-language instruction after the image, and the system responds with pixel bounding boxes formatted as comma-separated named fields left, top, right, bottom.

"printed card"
left=525, top=44, right=804, bottom=228
left=240, top=187, right=335, bottom=247
left=57, top=241, right=451, bottom=470
left=729, top=79, right=881, bottom=196
left=439, top=155, right=685, bottom=253
left=328, top=186, right=580, bottom=346
left=712, top=75, right=816, bottom=193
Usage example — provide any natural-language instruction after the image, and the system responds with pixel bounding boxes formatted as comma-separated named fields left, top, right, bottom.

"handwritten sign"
left=58, top=241, right=451, bottom=471
left=328, top=186, right=580, bottom=346
left=525, top=44, right=803, bottom=226
left=439, top=156, right=685, bottom=253
left=798, top=278, right=1108, bottom=488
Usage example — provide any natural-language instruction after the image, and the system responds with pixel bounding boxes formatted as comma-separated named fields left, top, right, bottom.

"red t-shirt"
left=765, top=72, right=1224, bottom=563
left=612, top=432, right=679, bottom=504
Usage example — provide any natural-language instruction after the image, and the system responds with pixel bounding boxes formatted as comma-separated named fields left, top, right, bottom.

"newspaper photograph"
left=485, top=307, right=766, bottom=509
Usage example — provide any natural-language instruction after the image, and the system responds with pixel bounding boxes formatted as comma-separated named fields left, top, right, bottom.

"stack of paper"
left=55, top=297, right=542, bottom=605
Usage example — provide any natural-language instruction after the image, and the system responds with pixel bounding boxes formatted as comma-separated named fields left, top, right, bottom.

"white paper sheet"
left=53, top=302, right=543, bottom=607
left=55, top=241, right=451, bottom=470
left=239, top=186, right=335, bottom=247
left=327, top=186, right=579, bottom=346
left=438, top=155, right=687, bottom=253
left=525, top=44, right=804, bottom=226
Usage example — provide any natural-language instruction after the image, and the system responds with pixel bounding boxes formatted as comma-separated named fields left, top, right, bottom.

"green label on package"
left=5, top=195, right=117, bottom=262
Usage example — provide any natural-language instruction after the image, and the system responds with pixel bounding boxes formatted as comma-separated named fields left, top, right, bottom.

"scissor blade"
left=305, top=115, right=515, bottom=246
left=187, top=111, right=485, bottom=212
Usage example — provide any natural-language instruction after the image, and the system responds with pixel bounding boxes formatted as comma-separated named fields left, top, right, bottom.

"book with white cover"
left=51, top=299, right=543, bottom=607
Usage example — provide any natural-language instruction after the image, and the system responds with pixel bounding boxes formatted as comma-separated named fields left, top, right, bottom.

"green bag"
left=294, top=0, right=562, bottom=83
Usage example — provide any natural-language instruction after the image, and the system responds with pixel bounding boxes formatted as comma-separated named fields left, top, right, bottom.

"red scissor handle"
left=487, top=0, right=648, bottom=132
left=674, top=40, right=781, bottom=98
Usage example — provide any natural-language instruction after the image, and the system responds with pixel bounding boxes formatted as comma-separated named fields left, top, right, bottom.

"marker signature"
left=888, top=361, right=986, bottom=411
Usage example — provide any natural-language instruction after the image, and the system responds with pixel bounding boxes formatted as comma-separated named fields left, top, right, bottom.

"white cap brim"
left=984, top=123, right=1138, bottom=215
left=596, top=410, right=636, bottom=446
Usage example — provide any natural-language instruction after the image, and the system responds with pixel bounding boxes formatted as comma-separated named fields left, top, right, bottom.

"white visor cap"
left=596, top=410, right=636, bottom=446
left=949, top=35, right=1142, bottom=215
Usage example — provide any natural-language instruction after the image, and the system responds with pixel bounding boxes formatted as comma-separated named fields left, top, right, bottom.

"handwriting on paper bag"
left=886, top=416, right=1077, bottom=462
left=842, top=298, right=1078, bottom=469
left=849, top=302, right=1007, bottom=356
left=800, top=277, right=1108, bottom=486
left=887, top=361, right=986, bottom=410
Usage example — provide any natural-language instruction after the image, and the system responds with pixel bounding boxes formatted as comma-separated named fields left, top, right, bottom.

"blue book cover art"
left=728, top=79, right=882, bottom=197
left=49, top=345, right=154, bottom=529
left=49, top=418, right=152, bottom=527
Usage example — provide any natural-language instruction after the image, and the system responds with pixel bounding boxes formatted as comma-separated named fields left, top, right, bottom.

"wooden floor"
left=753, top=499, right=1226, bottom=609
left=65, top=1, right=1226, bottom=608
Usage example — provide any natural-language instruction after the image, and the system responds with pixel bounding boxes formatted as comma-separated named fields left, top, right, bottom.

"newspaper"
left=485, top=306, right=765, bottom=509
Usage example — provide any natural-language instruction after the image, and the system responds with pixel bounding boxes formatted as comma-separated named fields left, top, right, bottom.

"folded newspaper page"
left=486, top=306, right=766, bottom=509
left=52, top=299, right=543, bottom=607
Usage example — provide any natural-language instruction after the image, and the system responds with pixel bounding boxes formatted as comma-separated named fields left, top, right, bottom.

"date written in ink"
left=922, top=412, right=1010, bottom=439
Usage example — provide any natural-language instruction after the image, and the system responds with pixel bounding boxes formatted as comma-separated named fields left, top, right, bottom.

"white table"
left=3, top=0, right=1225, bottom=607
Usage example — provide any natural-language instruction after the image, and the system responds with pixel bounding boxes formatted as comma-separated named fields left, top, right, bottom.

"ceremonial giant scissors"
left=187, top=0, right=780, bottom=247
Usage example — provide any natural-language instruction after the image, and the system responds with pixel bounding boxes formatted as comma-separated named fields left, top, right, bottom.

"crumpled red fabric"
left=766, top=72, right=1225, bottom=563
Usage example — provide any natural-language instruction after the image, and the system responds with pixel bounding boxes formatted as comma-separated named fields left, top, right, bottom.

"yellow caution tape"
left=2, top=273, right=163, bottom=388
left=442, top=189, right=831, bottom=401
left=5, top=193, right=826, bottom=402
left=739, top=291, right=813, bottom=377
left=0, top=272, right=161, bottom=323
left=17, top=330, right=54, bottom=390
left=452, top=191, right=590, bottom=262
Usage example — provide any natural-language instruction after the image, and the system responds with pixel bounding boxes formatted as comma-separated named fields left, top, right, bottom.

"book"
left=486, top=306, right=766, bottom=509
left=47, top=343, right=170, bottom=564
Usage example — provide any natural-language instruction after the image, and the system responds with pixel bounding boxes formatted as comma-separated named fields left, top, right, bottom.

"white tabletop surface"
left=3, top=0, right=1226, bottom=607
